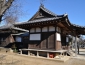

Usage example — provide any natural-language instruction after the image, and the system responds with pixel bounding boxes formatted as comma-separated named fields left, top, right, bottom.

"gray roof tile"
left=15, top=17, right=62, bottom=25
left=71, top=23, right=85, bottom=28
left=40, top=5, right=57, bottom=16
left=0, top=24, right=14, bottom=29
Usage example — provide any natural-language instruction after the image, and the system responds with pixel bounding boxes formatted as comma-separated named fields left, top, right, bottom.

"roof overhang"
left=12, top=32, right=27, bottom=36
left=0, top=26, right=29, bottom=34
left=72, top=24, right=85, bottom=35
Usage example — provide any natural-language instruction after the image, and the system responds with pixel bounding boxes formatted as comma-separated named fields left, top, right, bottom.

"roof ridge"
left=40, top=5, right=57, bottom=17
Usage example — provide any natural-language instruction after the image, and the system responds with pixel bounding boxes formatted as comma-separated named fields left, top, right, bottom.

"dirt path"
left=0, top=52, right=85, bottom=65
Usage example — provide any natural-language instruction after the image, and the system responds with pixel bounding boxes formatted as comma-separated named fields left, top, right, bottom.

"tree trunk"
left=0, top=15, right=3, bottom=22
left=0, top=0, right=14, bottom=22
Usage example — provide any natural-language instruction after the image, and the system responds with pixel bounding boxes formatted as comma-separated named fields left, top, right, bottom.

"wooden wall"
left=22, top=36, right=29, bottom=48
left=61, top=34, right=66, bottom=46
left=27, top=26, right=66, bottom=50
left=0, top=34, right=15, bottom=47
left=28, top=32, right=55, bottom=50
left=41, top=32, right=55, bottom=50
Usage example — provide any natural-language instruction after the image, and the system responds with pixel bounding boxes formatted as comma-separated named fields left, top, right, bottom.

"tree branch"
left=0, top=0, right=14, bottom=22
left=1, top=0, right=14, bottom=15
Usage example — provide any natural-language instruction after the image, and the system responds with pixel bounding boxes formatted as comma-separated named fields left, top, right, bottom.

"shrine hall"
left=14, top=5, right=85, bottom=57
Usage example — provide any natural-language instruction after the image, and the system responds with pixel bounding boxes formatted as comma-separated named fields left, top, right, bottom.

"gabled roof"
left=14, top=5, right=67, bottom=26
left=39, top=4, right=57, bottom=16
left=29, top=4, right=58, bottom=21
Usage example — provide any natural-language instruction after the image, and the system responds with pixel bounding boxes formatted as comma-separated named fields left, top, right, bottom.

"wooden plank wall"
left=0, top=34, right=14, bottom=47
left=28, top=32, right=55, bottom=50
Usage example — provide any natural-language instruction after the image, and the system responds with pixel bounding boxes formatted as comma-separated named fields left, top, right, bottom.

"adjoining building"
left=0, top=24, right=29, bottom=50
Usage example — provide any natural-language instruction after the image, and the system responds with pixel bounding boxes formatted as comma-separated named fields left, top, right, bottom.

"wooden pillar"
left=19, top=49, right=22, bottom=54
left=78, top=43, right=79, bottom=54
left=77, top=35, right=80, bottom=54
left=75, top=35, right=77, bottom=57
left=71, top=35, right=74, bottom=49
left=47, top=52, right=49, bottom=58
left=54, top=26, right=56, bottom=50
left=28, top=51, right=30, bottom=56
left=37, top=51, right=39, bottom=57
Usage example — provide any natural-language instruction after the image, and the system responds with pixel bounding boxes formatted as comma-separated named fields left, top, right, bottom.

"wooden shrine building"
left=15, top=5, right=74, bottom=50
left=15, top=5, right=85, bottom=57
left=0, top=24, right=29, bottom=49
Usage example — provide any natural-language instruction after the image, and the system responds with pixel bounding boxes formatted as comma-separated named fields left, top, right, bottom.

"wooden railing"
left=19, top=49, right=67, bottom=59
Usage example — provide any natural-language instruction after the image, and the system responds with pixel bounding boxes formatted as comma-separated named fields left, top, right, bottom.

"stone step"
left=66, top=50, right=75, bottom=56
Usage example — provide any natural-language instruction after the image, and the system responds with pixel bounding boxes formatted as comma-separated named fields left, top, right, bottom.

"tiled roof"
left=40, top=5, right=57, bottom=16
left=28, top=17, right=62, bottom=23
left=71, top=23, right=85, bottom=28
left=29, top=5, right=60, bottom=21
left=0, top=24, right=14, bottom=29
left=15, top=17, right=63, bottom=25
left=0, top=24, right=29, bottom=32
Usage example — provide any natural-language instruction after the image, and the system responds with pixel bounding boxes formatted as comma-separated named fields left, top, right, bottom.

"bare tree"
left=0, top=0, right=14, bottom=22
left=3, top=0, right=22, bottom=24
left=2, top=0, right=27, bottom=24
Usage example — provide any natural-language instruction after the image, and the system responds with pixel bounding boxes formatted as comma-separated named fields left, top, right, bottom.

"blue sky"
left=1, top=0, right=85, bottom=26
